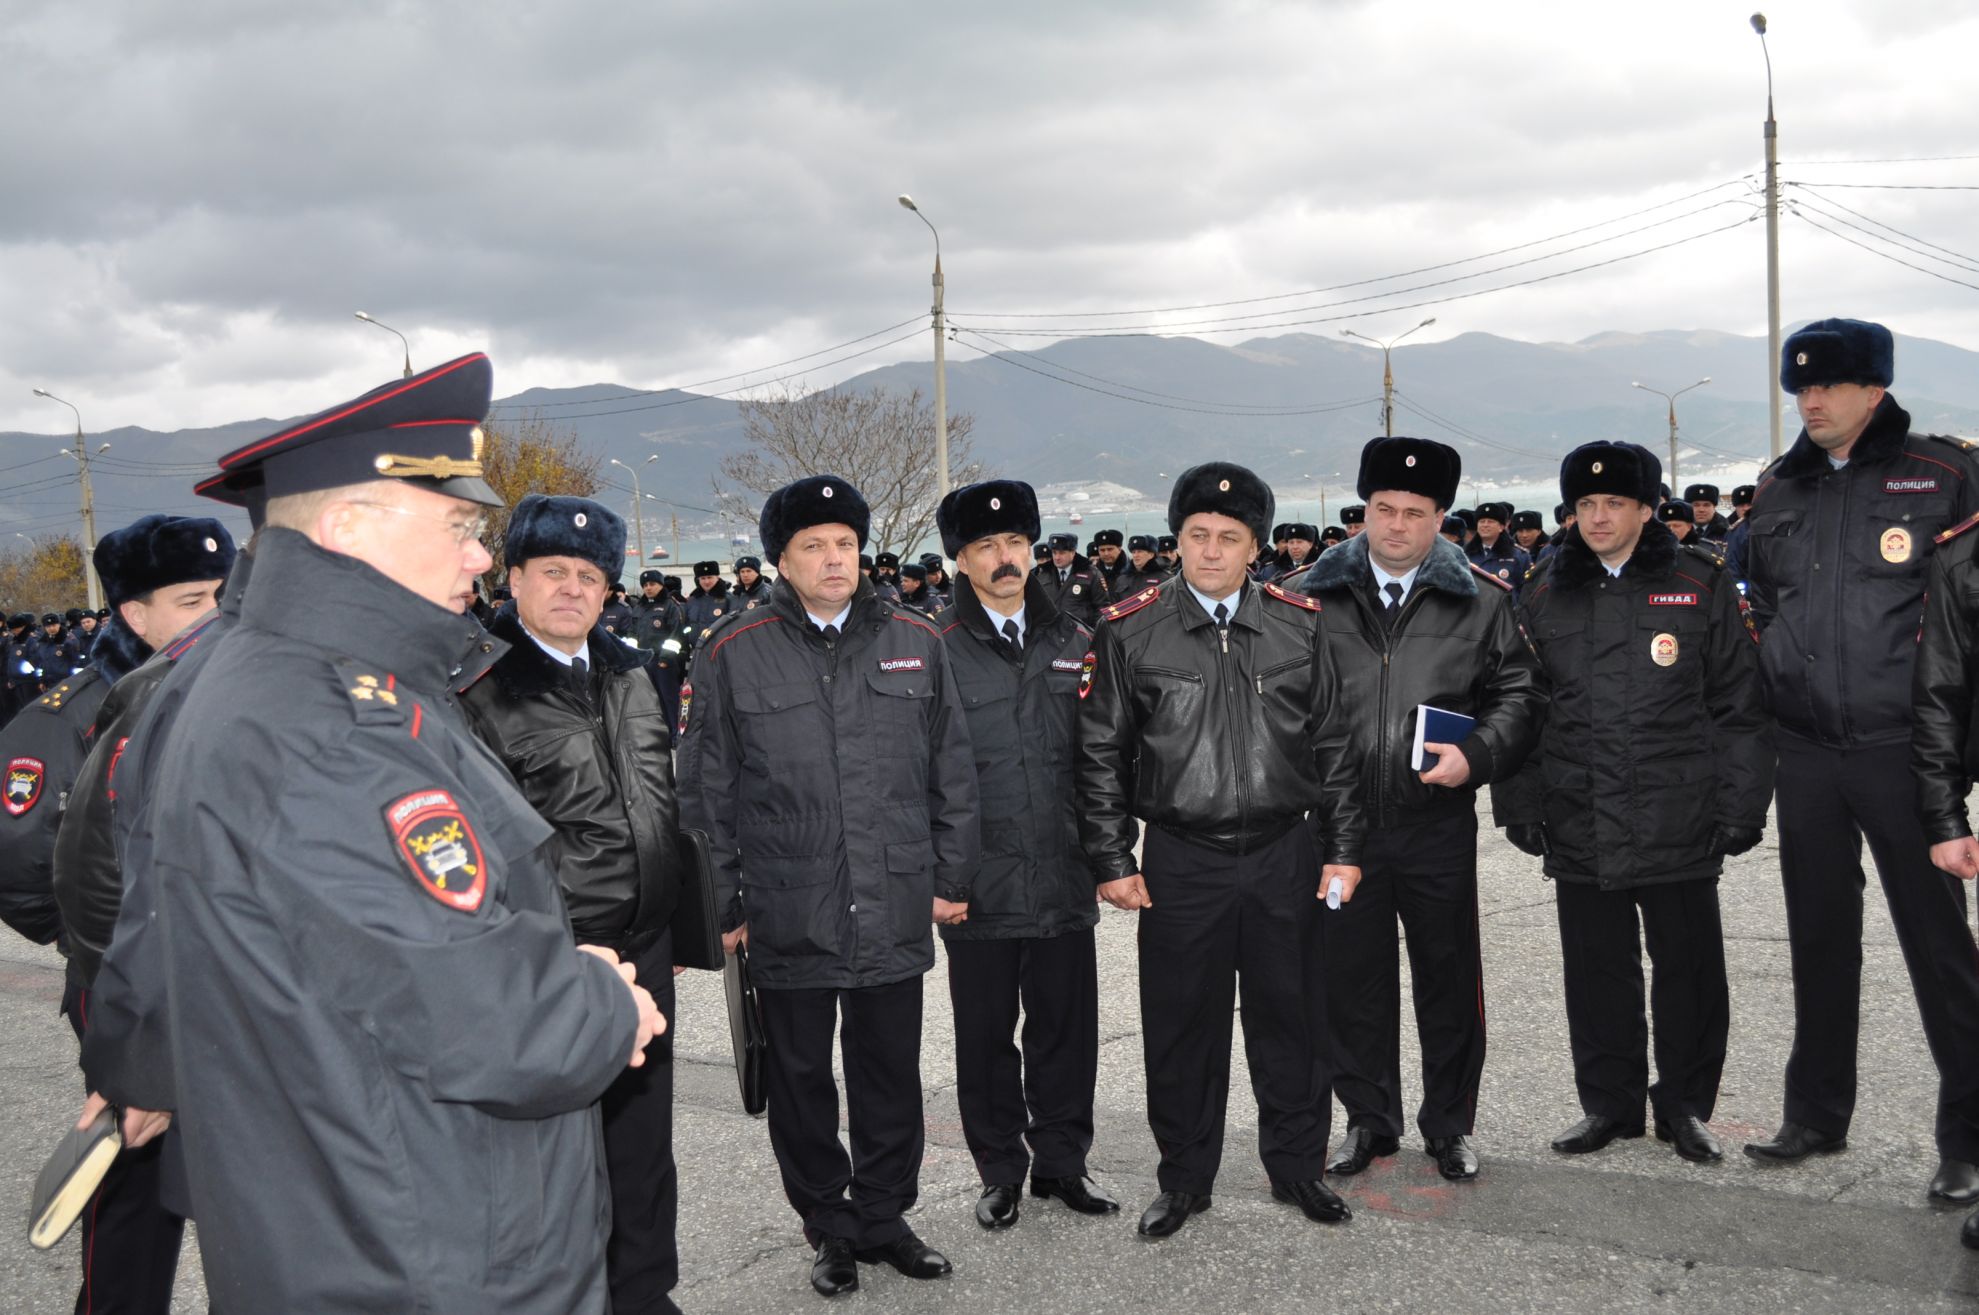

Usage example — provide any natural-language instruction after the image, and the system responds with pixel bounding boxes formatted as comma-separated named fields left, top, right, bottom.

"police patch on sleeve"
left=1078, top=650, right=1096, bottom=700
left=677, top=682, right=693, bottom=734
left=383, top=789, right=487, bottom=913
left=4, top=756, right=45, bottom=816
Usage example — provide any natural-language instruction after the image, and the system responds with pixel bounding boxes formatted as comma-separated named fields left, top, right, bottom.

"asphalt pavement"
left=5, top=806, right=1979, bottom=1312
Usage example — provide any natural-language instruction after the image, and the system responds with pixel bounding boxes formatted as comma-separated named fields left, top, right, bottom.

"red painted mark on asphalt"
left=1339, top=1154, right=1464, bottom=1221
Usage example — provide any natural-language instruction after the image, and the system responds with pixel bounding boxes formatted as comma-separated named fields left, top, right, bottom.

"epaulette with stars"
left=35, top=678, right=79, bottom=712
left=1468, top=562, right=1514, bottom=592
left=1099, top=584, right=1161, bottom=622
left=1260, top=580, right=1322, bottom=612
left=1938, top=510, right=1979, bottom=545
left=334, top=656, right=406, bottom=725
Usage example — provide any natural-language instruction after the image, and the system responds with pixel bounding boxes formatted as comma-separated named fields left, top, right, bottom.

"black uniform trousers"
left=1139, top=822, right=1328, bottom=1194
left=944, top=927, right=1099, bottom=1186
left=1553, top=877, right=1728, bottom=1125
left=63, top=981, right=185, bottom=1315
left=1774, top=734, right=1979, bottom=1159
left=1321, top=811, right=1486, bottom=1140
left=600, top=930, right=679, bottom=1315
left=758, top=974, right=924, bottom=1249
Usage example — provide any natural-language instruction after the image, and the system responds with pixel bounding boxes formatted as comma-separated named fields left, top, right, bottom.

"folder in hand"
left=724, top=944, right=769, bottom=1117
left=669, top=828, right=724, bottom=972
left=27, top=1105, right=121, bottom=1250
left=1412, top=705, right=1477, bottom=774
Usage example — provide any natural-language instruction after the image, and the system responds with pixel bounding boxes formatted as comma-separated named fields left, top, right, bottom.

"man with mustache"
left=932, top=480, right=1117, bottom=1232
left=677, top=475, right=979, bottom=1297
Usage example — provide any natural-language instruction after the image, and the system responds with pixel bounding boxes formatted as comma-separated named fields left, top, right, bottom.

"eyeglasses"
left=347, top=501, right=488, bottom=547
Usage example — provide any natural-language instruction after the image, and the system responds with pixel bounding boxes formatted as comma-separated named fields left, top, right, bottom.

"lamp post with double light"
left=31, top=388, right=108, bottom=610
left=1631, top=377, right=1711, bottom=489
left=897, top=194, right=949, bottom=497
left=1341, top=318, right=1437, bottom=437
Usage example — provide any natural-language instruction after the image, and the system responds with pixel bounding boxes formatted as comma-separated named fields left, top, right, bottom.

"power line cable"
left=1788, top=209, right=1979, bottom=293
left=1387, top=391, right=1554, bottom=461
left=1784, top=181, right=1979, bottom=190
left=952, top=177, right=1754, bottom=318
left=1788, top=184, right=1979, bottom=272
left=1784, top=154, right=1979, bottom=165
left=487, top=317, right=924, bottom=412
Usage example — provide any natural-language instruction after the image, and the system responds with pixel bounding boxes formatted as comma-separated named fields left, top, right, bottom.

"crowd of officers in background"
left=10, top=315, right=1979, bottom=1315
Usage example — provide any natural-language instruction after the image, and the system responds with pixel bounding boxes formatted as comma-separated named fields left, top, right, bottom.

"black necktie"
left=1002, top=618, right=1022, bottom=653
left=1213, top=602, right=1229, bottom=648
left=821, top=624, right=840, bottom=644
left=1059, top=568, right=1069, bottom=585
left=1384, top=582, right=1404, bottom=610
left=568, top=654, right=590, bottom=701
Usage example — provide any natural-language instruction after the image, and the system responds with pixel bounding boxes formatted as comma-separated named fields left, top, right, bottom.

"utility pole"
left=1631, top=377, right=1711, bottom=490
left=1341, top=318, right=1437, bottom=438
left=1753, top=14, right=1784, bottom=460
left=898, top=195, right=950, bottom=496
left=32, top=388, right=105, bottom=611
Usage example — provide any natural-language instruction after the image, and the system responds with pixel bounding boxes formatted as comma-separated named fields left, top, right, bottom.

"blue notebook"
left=1412, top=705, right=1476, bottom=773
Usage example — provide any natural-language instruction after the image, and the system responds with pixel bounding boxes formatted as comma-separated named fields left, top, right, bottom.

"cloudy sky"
left=4, top=0, right=1977, bottom=438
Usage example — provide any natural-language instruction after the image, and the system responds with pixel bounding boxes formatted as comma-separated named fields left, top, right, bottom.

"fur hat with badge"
left=1167, top=462, right=1274, bottom=548
left=1355, top=437, right=1462, bottom=510
left=1657, top=499, right=1697, bottom=525
left=1780, top=317, right=1894, bottom=393
left=1559, top=441, right=1663, bottom=507
left=936, top=479, right=1041, bottom=557
left=1511, top=510, right=1544, bottom=533
left=94, top=514, right=239, bottom=607
left=504, top=494, right=625, bottom=583
left=758, top=474, right=870, bottom=564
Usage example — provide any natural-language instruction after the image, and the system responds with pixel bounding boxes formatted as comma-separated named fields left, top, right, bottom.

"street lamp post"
left=354, top=311, right=413, bottom=379
left=897, top=194, right=949, bottom=497
left=1341, top=318, right=1438, bottom=437
left=31, top=388, right=107, bottom=610
left=1753, top=14, right=1783, bottom=461
left=1631, top=377, right=1712, bottom=489
left=609, top=458, right=648, bottom=564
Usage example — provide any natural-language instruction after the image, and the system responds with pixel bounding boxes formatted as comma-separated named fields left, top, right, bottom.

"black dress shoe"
left=1964, top=1208, right=1979, bottom=1250
left=1326, top=1123, right=1400, bottom=1176
left=810, top=1236, right=859, bottom=1297
left=1425, top=1135, right=1480, bottom=1180
left=1930, top=1158, right=1979, bottom=1204
left=853, top=1231, right=952, bottom=1279
left=1031, top=1174, right=1120, bottom=1214
left=1550, top=1114, right=1645, bottom=1154
left=1655, top=1116, right=1723, bottom=1163
left=976, top=1183, right=1021, bottom=1229
left=1269, top=1178, right=1352, bottom=1223
left=1136, top=1190, right=1211, bottom=1238
left=1742, top=1121, right=1847, bottom=1163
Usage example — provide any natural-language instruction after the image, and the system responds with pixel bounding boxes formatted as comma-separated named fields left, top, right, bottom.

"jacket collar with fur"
left=947, top=570, right=1063, bottom=644
left=1771, top=393, right=1912, bottom=481
left=88, top=611, right=152, bottom=687
left=1299, top=532, right=1479, bottom=600
left=482, top=604, right=645, bottom=698
left=1545, top=517, right=1678, bottom=592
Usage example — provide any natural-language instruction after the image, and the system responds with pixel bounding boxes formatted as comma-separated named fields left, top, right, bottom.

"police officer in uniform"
left=139, top=353, right=662, bottom=1312
left=2, top=612, right=36, bottom=726
left=677, top=475, right=979, bottom=1297
left=1301, top=439, right=1544, bottom=1182
left=1034, top=531, right=1100, bottom=628
left=26, top=612, right=75, bottom=689
left=1658, top=499, right=1727, bottom=566
left=460, top=494, right=687, bottom=1315
left=931, top=479, right=1118, bottom=1230
left=1090, top=528, right=1130, bottom=598
left=1684, top=484, right=1731, bottom=542
left=28, top=516, right=236, bottom=1313
left=1078, top=462, right=1366, bottom=1238
left=1466, top=501, right=1531, bottom=596
left=1341, top=505, right=1366, bottom=538
left=732, top=554, right=774, bottom=609
left=684, top=560, right=732, bottom=640
left=1511, top=509, right=1547, bottom=558
left=1496, top=442, right=1770, bottom=1163
left=629, top=568, right=689, bottom=723
left=895, top=561, right=941, bottom=615
left=1742, top=319, right=1979, bottom=1204
left=1116, top=534, right=1163, bottom=595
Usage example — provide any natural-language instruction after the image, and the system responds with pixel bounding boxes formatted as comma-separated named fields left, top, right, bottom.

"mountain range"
left=7, top=327, right=1978, bottom=549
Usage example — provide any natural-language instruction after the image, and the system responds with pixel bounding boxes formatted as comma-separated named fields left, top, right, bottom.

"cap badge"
left=204, top=537, right=218, bottom=552
left=1218, top=479, right=1231, bottom=492
left=989, top=497, right=1001, bottom=510
left=470, top=427, right=486, bottom=460
left=574, top=512, right=588, bottom=528
left=822, top=486, right=834, bottom=498
left=1591, top=461, right=1604, bottom=474
left=1796, top=351, right=1809, bottom=366
left=1405, top=455, right=1417, bottom=467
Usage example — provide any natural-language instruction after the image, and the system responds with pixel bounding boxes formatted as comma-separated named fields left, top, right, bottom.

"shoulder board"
left=1678, top=543, right=1728, bottom=571
left=1100, top=585, right=1161, bottom=622
left=1276, top=562, right=1313, bottom=588
left=1468, top=562, right=1513, bottom=592
left=697, top=607, right=752, bottom=644
left=33, top=677, right=79, bottom=712
left=1260, top=580, right=1322, bottom=612
left=331, top=656, right=407, bottom=725
left=1919, top=432, right=1979, bottom=456
left=1937, top=509, right=1979, bottom=545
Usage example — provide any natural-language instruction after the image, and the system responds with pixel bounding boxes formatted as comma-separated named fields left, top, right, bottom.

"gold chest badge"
left=1880, top=527, right=1912, bottom=563
left=1650, top=632, right=1679, bottom=667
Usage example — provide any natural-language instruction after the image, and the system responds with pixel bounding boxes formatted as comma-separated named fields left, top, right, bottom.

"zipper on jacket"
left=1216, top=613, right=1250, bottom=846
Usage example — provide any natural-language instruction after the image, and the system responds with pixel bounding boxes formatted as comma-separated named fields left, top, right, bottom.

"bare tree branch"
left=478, top=411, right=604, bottom=586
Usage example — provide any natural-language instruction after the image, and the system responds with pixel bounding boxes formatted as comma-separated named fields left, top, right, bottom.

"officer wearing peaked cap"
left=1034, top=531, right=1101, bottom=628
left=1302, top=438, right=1543, bottom=1184
left=1079, top=461, right=1366, bottom=1238
left=147, top=353, right=662, bottom=1312
left=1742, top=318, right=1979, bottom=1204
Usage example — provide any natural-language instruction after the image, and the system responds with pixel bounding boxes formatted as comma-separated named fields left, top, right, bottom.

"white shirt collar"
left=520, top=619, right=584, bottom=668
left=809, top=604, right=852, bottom=632
left=987, top=603, right=1027, bottom=642
left=1368, top=559, right=1423, bottom=597
left=1186, top=581, right=1244, bottom=621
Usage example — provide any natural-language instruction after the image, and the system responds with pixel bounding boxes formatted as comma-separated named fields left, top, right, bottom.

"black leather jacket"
left=1077, top=576, right=1365, bottom=875
left=933, top=575, right=1098, bottom=942
left=1745, top=395, right=1979, bottom=747
left=1295, top=535, right=1545, bottom=830
left=460, top=609, right=682, bottom=956
left=1494, top=521, right=1773, bottom=889
left=1910, top=519, right=1979, bottom=842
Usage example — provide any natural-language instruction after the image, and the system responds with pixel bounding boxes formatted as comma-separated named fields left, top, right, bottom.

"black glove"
left=1711, top=824, right=1764, bottom=858
left=1505, top=823, right=1550, bottom=858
